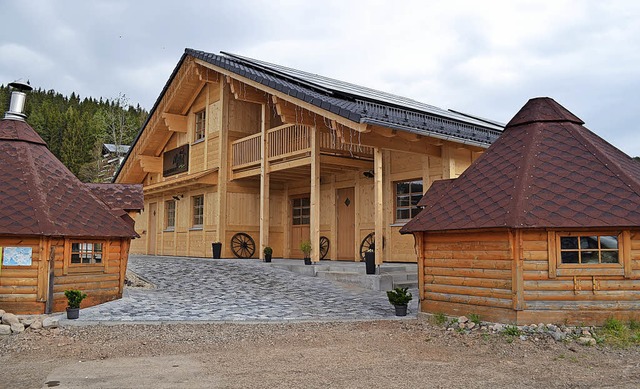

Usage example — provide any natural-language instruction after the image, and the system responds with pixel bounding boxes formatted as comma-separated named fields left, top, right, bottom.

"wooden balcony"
left=230, top=123, right=374, bottom=180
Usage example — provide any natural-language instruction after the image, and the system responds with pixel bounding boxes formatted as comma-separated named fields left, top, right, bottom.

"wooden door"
left=336, top=187, right=355, bottom=260
left=290, top=196, right=310, bottom=259
left=148, top=202, right=157, bottom=255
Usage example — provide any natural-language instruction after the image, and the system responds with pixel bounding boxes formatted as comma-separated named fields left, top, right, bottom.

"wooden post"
left=310, top=126, right=320, bottom=262
left=416, top=233, right=425, bottom=307
left=511, top=229, right=524, bottom=311
left=259, top=103, right=269, bottom=260
left=441, top=144, right=456, bottom=179
left=374, top=147, right=383, bottom=265
left=215, top=82, right=229, bottom=251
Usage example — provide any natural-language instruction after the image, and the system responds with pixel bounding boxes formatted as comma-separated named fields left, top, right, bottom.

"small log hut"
left=401, top=97, right=640, bottom=325
left=0, top=83, right=142, bottom=314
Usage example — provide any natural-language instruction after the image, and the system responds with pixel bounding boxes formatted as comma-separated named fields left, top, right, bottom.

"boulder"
left=0, top=309, right=5, bottom=316
left=20, top=318, right=35, bottom=327
left=550, top=330, right=566, bottom=342
left=42, top=317, right=59, bottom=329
left=2, top=313, right=20, bottom=325
left=0, top=324, right=11, bottom=335
left=457, top=316, right=469, bottom=324
left=578, top=336, right=596, bottom=346
left=10, top=322, right=25, bottom=333
left=30, top=319, right=43, bottom=330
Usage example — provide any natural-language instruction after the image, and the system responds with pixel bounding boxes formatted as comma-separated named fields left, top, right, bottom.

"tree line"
left=0, top=85, right=148, bottom=182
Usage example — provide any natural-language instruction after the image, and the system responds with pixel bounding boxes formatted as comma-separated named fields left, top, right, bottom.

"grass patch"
left=504, top=325, right=521, bottom=337
left=431, top=312, right=447, bottom=326
left=469, top=313, right=481, bottom=325
left=594, top=317, right=640, bottom=348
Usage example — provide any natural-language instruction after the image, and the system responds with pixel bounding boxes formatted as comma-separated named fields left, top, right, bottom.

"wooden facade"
left=117, top=51, right=500, bottom=263
left=0, top=236, right=130, bottom=314
left=416, top=229, right=640, bottom=325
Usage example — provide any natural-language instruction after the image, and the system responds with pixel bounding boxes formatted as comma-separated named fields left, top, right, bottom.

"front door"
left=290, top=196, right=310, bottom=259
left=336, top=187, right=355, bottom=260
left=148, top=202, right=157, bottom=255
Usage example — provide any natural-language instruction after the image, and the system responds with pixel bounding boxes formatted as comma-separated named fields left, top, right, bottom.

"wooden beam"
left=319, top=155, right=373, bottom=170
left=374, top=147, right=384, bottom=265
left=272, top=96, right=332, bottom=131
left=441, top=144, right=456, bottom=178
left=161, top=113, right=188, bottom=133
left=269, top=157, right=311, bottom=172
left=227, top=76, right=270, bottom=104
left=310, top=126, right=321, bottom=263
left=338, top=127, right=441, bottom=157
left=139, top=155, right=162, bottom=173
left=195, top=64, right=219, bottom=83
left=259, top=103, right=270, bottom=260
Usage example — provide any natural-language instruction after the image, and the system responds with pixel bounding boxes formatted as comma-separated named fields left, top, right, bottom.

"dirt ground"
left=2, top=319, right=639, bottom=388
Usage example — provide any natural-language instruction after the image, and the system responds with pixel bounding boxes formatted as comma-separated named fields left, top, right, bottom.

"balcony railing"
left=231, top=123, right=373, bottom=171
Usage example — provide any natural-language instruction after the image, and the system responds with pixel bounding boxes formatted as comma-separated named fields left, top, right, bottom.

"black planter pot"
left=394, top=304, right=408, bottom=316
left=66, top=307, right=80, bottom=320
left=365, top=251, right=376, bottom=274
left=264, top=254, right=272, bottom=263
left=304, top=257, right=312, bottom=265
left=212, top=242, right=222, bottom=259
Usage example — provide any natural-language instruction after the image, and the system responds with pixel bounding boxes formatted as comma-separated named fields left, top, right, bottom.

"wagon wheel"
left=359, top=232, right=375, bottom=261
left=319, top=236, right=330, bottom=260
left=231, top=233, right=255, bottom=259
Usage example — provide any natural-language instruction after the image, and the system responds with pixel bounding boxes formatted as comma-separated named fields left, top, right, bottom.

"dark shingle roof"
left=401, top=97, right=640, bottom=233
left=0, top=118, right=138, bottom=238
left=86, top=183, right=144, bottom=212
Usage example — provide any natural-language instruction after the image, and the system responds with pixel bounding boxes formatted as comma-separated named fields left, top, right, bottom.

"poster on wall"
left=2, top=247, right=33, bottom=266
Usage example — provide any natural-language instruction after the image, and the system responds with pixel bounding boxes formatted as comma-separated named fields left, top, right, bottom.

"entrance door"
left=148, top=202, right=157, bottom=255
left=336, top=187, right=355, bottom=260
left=290, top=196, right=310, bottom=258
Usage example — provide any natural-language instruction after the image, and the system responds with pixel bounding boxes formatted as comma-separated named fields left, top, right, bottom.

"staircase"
left=270, top=260, right=417, bottom=292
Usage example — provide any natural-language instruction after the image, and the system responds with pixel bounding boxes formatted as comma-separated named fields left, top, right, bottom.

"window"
left=192, top=195, right=204, bottom=227
left=395, top=180, right=423, bottom=222
left=559, top=234, right=619, bottom=264
left=165, top=200, right=176, bottom=230
left=71, top=242, right=103, bottom=265
left=194, top=109, right=206, bottom=141
left=292, top=197, right=310, bottom=225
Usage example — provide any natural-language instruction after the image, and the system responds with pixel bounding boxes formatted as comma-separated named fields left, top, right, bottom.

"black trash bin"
left=212, top=242, right=222, bottom=259
left=365, top=251, right=375, bottom=274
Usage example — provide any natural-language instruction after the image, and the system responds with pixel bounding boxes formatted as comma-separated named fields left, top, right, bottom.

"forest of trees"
left=0, top=85, right=148, bottom=182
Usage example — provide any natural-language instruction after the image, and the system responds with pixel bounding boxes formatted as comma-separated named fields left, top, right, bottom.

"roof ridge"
left=567, top=123, right=640, bottom=197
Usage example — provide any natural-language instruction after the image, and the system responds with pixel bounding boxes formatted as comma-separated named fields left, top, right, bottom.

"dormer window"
left=194, top=109, right=206, bottom=141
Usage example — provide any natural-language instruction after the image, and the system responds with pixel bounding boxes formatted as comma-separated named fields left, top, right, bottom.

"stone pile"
left=444, top=315, right=598, bottom=345
left=0, top=309, right=59, bottom=335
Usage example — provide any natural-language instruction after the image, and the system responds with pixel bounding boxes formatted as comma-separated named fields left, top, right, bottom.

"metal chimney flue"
left=4, top=80, right=33, bottom=121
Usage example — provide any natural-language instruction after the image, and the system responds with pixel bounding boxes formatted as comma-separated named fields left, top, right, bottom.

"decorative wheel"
left=319, top=236, right=330, bottom=260
left=231, top=233, right=255, bottom=259
left=359, top=232, right=375, bottom=261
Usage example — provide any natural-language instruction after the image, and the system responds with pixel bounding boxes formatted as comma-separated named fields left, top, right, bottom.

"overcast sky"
left=2, top=0, right=639, bottom=155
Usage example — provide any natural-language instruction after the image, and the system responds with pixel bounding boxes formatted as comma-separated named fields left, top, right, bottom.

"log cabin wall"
left=0, top=236, right=129, bottom=314
left=418, top=230, right=516, bottom=323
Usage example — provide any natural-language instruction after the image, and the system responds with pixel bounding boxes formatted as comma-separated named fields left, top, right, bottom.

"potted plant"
left=212, top=242, right=222, bottom=259
left=64, top=289, right=87, bottom=320
left=263, top=246, right=273, bottom=263
left=386, top=287, right=412, bottom=316
left=300, top=240, right=312, bottom=265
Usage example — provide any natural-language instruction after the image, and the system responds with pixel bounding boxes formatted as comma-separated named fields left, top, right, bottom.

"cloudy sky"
left=2, top=0, right=639, bottom=155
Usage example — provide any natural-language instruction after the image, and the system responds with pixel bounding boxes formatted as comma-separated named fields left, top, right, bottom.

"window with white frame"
left=395, top=179, right=423, bottom=222
left=194, top=109, right=206, bottom=141
left=165, top=200, right=176, bottom=230
left=192, top=195, right=204, bottom=228
left=70, top=242, right=103, bottom=265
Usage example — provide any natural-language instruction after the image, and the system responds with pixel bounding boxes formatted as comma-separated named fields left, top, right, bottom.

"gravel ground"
left=2, top=319, right=640, bottom=388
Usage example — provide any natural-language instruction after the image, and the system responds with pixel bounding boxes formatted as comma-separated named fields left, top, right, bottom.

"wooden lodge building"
left=401, top=97, right=640, bottom=325
left=0, top=82, right=142, bottom=314
left=115, top=49, right=504, bottom=263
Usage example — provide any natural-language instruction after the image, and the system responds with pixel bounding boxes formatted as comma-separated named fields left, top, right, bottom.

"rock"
left=551, top=331, right=566, bottom=342
left=458, top=316, right=469, bottom=324
left=0, top=309, right=5, bottom=316
left=466, top=322, right=476, bottom=330
left=20, top=318, right=35, bottom=327
left=519, top=335, right=528, bottom=341
left=10, top=322, right=25, bottom=333
left=493, top=323, right=505, bottom=332
left=547, top=324, right=558, bottom=332
left=458, top=322, right=466, bottom=330
left=0, top=324, right=11, bottom=335
left=578, top=336, right=596, bottom=346
left=30, top=320, right=42, bottom=330
left=582, top=329, right=591, bottom=336
left=42, top=317, right=59, bottom=329
left=530, top=324, right=537, bottom=330
left=2, top=313, right=20, bottom=325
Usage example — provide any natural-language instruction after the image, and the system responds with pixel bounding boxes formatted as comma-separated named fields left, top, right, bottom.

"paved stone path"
left=72, top=255, right=417, bottom=322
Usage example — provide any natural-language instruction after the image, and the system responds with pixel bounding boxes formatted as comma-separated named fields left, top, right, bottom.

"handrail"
left=231, top=132, right=261, bottom=167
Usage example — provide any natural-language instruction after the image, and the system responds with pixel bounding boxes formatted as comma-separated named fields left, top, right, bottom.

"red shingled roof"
left=401, top=97, right=640, bottom=233
left=0, top=118, right=138, bottom=238
left=86, top=183, right=144, bottom=212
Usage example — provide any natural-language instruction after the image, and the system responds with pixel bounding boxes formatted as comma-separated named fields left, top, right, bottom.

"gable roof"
left=0, top=118, right=138, bottom=238
left=115, top=49, right=503, bottom=182
left=401, top=97, right=640, bottom=233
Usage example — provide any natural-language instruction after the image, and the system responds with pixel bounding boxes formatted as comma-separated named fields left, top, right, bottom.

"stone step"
left=392, top=280, right=419, bottom=290
left=315, top=270, right=393, bottom=292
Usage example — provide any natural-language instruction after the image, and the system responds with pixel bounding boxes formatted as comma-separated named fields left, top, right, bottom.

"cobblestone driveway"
left=74, top=255, right=415, bottom=322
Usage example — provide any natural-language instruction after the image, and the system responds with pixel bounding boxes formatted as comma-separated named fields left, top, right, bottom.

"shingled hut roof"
left=0, top=118, right=138, bottom=238
left=401, top=97, right=640, bottom=233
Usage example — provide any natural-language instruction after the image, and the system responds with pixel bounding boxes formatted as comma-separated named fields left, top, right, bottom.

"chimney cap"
left=8, top=80, right=32, bottom=92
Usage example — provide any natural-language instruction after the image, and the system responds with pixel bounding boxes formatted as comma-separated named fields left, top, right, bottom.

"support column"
left=259, top=103, right=269, bottom=260
left=215, top=82, right=229, bottom=253
left=374, top=147, right=383, bottom=265
left=441, top=144, right=456, bottom=179
left=310, top=126, right=320, bottom=262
